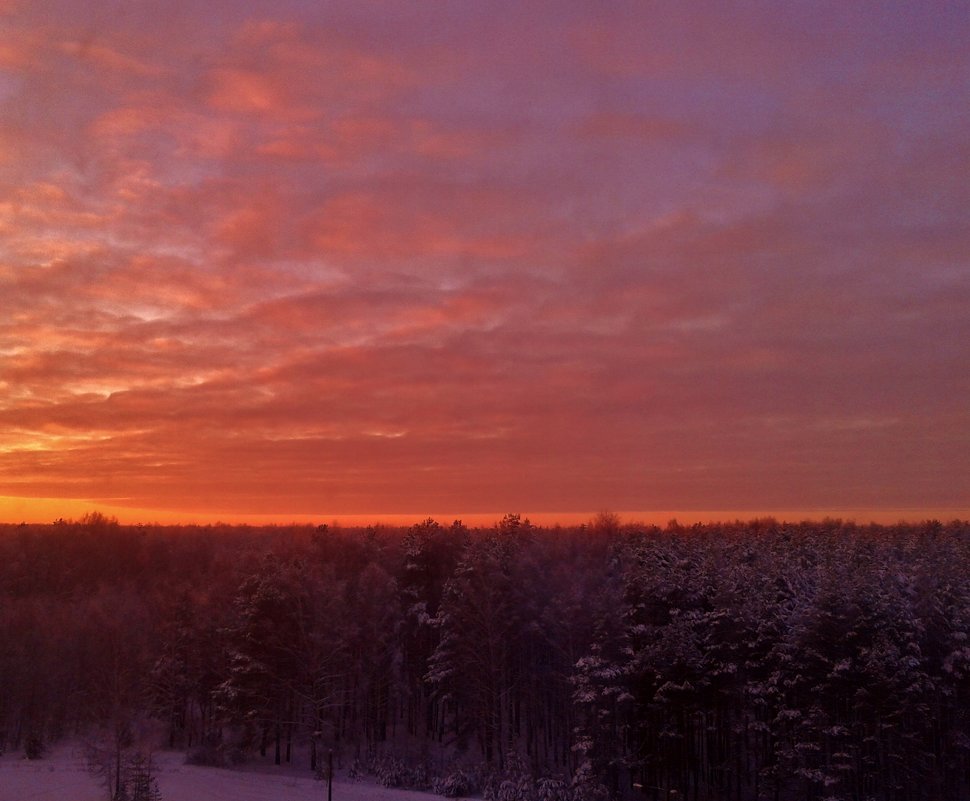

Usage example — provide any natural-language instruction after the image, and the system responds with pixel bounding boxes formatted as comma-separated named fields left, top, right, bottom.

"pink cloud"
left=57, top=39, right=162, bottom=77
left=0, top=2, right=966, bottom=519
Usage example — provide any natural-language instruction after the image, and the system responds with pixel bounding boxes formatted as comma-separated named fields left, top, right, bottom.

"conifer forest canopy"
left=2, top=516, right=970, bottom=801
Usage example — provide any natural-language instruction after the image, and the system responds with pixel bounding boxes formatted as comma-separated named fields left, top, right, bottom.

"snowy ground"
left=0, top=746, right=439, bottom=801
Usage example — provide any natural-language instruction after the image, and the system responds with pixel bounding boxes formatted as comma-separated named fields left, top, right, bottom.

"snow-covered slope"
left=0, top=747, right=437, bottom=801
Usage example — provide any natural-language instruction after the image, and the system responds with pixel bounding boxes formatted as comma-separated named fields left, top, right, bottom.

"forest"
left=0, top=513, right=968, bottom=801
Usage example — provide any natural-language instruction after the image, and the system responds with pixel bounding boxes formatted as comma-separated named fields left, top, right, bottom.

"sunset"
left=3, top=4, right=970, bottom=801
left=1, top=1, right=966, bottom=524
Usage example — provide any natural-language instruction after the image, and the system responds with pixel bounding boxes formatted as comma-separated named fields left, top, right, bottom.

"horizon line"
left=0, top=496, right=967, bottom=528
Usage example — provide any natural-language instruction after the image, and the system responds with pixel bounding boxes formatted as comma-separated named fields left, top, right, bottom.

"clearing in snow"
left=0, top=746, right=438, bottom=801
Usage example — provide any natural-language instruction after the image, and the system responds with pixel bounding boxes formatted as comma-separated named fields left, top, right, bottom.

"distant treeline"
left=0, top=513, right=968, bottom=801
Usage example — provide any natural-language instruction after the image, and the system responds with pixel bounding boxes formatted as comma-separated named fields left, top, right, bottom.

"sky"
left=0, top=1, right=968, bottom=525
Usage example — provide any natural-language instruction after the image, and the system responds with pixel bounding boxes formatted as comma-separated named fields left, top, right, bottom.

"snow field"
left=0, top=747, right=438, bottom=801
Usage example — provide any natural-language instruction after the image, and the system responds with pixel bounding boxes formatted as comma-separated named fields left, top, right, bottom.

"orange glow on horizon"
left=0, top=496, right=966, bottom=530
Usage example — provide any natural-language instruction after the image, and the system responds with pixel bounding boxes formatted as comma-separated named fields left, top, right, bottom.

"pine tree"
left=123, top=752, right=161, bottom=801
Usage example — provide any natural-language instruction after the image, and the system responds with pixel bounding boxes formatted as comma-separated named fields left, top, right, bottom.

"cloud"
left=0, top=2, right=967, bottom=519
left=58, top=39, right=162, bottom=77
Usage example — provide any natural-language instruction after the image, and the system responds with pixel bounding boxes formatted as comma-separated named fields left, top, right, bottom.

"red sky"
left=0, top=1, right=968, bottom=525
